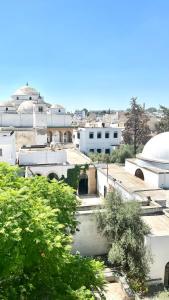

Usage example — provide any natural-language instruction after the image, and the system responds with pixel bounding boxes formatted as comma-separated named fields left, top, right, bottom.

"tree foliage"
left=123, top=97, right=151, bottom=154
left=155, top=105, right=169, bottom=133
left=0, top=163, right=104, bottom=299
left=88, top=144, right=143, bottom=164
left=97, top=191, right=151, bottom=293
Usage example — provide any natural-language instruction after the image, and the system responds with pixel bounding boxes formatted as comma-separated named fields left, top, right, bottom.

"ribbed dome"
left=13, top=85, right=39, bottom=96
left=17, top=101, right=34, bottom=113
left=141, top=132, right=169, bottom=162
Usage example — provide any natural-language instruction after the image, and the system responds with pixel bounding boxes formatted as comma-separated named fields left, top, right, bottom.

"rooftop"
left=65, top=148, right=91, bottom=165
left=142, top=214, right=169, bottom=236
left=99, top=164, right=152, bottom=193
left=98, top=164, right=169, bottom=206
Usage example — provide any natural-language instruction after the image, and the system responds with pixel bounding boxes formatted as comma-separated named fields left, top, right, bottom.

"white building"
left=95, top=132, right=169, bottom=285
left=125, top=132, right=169, bottom=189
left=0, top=84, right=73, bottom=148
left=73, top=110, right=86, bottom=120
left=73, top=125, right=122, bottom=154
left=0, top=130, right=16, bottom=165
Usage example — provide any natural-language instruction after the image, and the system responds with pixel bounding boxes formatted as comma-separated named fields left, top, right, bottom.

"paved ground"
left=104, top=282, right=127, bottom=300
left=77, top=194, right=103, bottom=207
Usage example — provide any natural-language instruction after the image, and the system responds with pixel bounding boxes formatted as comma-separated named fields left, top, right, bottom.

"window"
left=77, top=132, right=80, bottom=139
left=38, top=106, right=43, bottom=112
left=58, top=109, right=61, bottom=112
left=6, top=107, right=8, bottom=111
left=114, top=131, right=118, bottom=138
left=89, top=149, right=94, bottom=153
left=97, top=149, right=101, bottom=153
left=76, top=144, right=79, bottom=148
left=0, top=149, right=2, bottom=156
left=89, top=132, right=94, bottom=139
left=105, top=149, right=110, bottom=154
left=97, top=132, right=102, bottom=139
left=105, top=132, right=109, bottom=138
left=29, top=97, right=32, bottom=100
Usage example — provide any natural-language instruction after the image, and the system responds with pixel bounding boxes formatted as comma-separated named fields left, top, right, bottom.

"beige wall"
left=87, top=166, right=97, bottom=194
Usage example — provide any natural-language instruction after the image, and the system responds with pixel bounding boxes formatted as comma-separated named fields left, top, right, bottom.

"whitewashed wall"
left=145, top=235, right=169, bottom=283
left=125, top=160, right=160, bottom=188
left=19, top=149, right=67, bottom=165
left=72, top=210, right=109, bottom=256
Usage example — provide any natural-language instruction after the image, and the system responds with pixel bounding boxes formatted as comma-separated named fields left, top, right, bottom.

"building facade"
left=73, top=125, right=122, bottom=154
left=0, top=84, right=73, bottom=147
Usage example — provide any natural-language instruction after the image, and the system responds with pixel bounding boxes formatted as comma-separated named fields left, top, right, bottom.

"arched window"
left=48, top=173, right=59, bottom=181
left=135, top=169, right=144, bottom=180
left=29, top=97, right=32, bottom=100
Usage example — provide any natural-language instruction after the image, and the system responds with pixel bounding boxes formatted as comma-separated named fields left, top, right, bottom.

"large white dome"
left=17, top=101, right=34, bottom=114
left=13, top=85, right=39, bottom=96
left=141, top=132, right=169, bottom=162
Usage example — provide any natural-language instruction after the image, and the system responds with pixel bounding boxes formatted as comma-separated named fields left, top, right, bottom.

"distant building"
left=74, top=110, right=86, bottom=120
left=73, top=124, right=122, bottom=154
left=0, top=84, right=73, bottom=148
left=0, top=130, right=16, bottom=165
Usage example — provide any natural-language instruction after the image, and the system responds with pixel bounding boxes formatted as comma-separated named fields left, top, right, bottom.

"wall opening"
left=164, top=262, right=169, bottom=286
left=48, top=173, right=59, bottom=181
left=135, top=168, right=144, bottom=180
left=78, top=173, right=88, bottom=195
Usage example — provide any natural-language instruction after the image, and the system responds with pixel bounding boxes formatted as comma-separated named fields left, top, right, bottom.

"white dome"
left=141, top=132, right=169, bottom=162
left=51, top=104, right=64, bottom=109
left=17, top=101, right=34, bottom=113
left=13, top=85, right=39, bottom=96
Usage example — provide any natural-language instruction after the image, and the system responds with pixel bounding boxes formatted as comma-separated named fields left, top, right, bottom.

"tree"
left=123, top=97, right=151, bottom=154
left=88, top=144, right=142, bottom=165
left=0, top=163, right=104, bottom=299
left=155, top=105, right=169, bottom=133
left=97, top=191, right=151, bottom=293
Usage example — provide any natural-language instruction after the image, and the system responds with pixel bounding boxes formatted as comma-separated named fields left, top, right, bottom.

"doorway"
left=78, top=173, right=88, bottom=195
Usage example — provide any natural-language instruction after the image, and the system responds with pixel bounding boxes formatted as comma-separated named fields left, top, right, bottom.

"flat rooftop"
left=65, top=149, right=91, bottom=165
left=99, top=164, right=169, bottom=205
left=142, top=214, right=169, bottom=236
left=99, top=164, right=152, bottom=193
left=127, top=158, right=169, bottom=174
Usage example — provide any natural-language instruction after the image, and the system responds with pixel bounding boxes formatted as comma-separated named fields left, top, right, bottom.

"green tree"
left=97, top=191, right=151, bottom=293
left=0, top=163, right=104, bottom=299
left=123, top=97, right=151, bottom=154
left=88, top=144, right=142, bottom=165
left=155, top=105, right=169, bottom=133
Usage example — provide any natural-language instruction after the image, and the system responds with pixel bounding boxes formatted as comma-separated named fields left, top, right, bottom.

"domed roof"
left=140, top=132, right=169, bottom=162
left=17, top=101, right=34, bottom=113
left=13, top=84, right=39, bottom=96
left=51, top=104, right=64, bottom=109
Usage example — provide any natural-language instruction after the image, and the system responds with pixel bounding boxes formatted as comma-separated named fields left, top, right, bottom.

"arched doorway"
left=164, top=262, right=169, bottom=286
left=135, top=168, right=144, bottom=180
left=48, top=173, right=59, bottom=181
left=78, top=173, right=88, bottom=195
left=47, top=131, right=52, bottom=143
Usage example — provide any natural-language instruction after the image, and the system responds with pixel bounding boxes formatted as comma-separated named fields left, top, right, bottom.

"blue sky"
left=0, top=0, right=169, bottom=111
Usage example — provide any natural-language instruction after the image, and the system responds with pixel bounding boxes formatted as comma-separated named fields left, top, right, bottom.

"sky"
left=0, top=0, right=169, bottom=111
